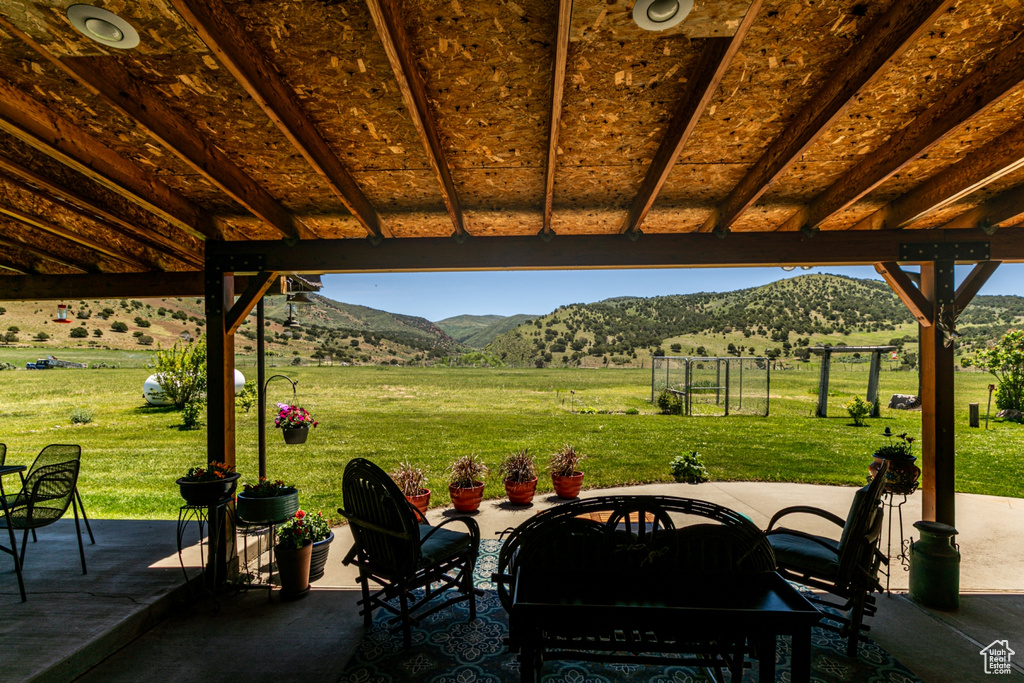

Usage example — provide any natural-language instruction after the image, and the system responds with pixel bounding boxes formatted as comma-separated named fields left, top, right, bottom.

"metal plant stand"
left=176, top=499, right=235, bottom=593
left=880, top=488, right=915, bottom=594
left=237, top=518, right=280, bottom=599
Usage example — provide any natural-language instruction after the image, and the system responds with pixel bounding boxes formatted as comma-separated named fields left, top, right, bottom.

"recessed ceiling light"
left=67, top=5, right=140, bottom=49
left=633, top=0, right=694, bottom=31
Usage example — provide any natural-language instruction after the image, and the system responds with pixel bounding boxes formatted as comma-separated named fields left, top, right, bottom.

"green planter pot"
left=236, top=488, right=299, bottom=525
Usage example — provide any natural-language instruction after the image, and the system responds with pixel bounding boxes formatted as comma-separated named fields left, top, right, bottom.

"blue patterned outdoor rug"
left=338, top=540, right=923, bottom=683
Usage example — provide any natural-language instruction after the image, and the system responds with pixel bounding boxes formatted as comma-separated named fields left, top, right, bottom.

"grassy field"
left=0, top=364, right=1021, bottom=522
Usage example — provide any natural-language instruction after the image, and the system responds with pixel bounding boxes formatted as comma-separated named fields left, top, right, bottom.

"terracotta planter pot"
left=406, top=489, right=431, bottom=519
left=176, top=472, right=240, bottom=506
left=552, top=471, right=584, bottom=499
left=504, top=477, right=538, bottom=505
left=869, top=456, right=921, bottom=495
left=236, top=488, right=300, bottom=525
left=449, top=482, right=484, bottom=512
left=308, top=531, right=334, bottom=582
left=275, top=541, right=312, bottom=599
left=282, top=426, right=309, bottom=444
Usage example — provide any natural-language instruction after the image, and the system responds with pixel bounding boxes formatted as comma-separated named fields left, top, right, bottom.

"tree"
left=111, top=321, right=128, bottom=332
left=151, top=336, right=207, bottom=408
left=236, top=379, right=258, bottom=412
left=69, top=327, right=88, bottom=338
left=3, top=331, right=17, bottom=344
left=34, top=331, right=49, bottom=342
left=964, top=329, right=1024, bottom=411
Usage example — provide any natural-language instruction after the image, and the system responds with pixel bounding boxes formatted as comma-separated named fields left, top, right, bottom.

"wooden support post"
left=205, top=267, right=237, bottom=583
left=919, top=261, right=957, bottom=526
left=257, top=297, right=267, bottom=480
left=868, top=351, right=882, bottom=417
left=817, top=350, right=832, bottom=417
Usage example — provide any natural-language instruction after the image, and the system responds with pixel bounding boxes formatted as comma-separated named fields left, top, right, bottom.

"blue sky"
left=319, top=264, right=1024, bottom=322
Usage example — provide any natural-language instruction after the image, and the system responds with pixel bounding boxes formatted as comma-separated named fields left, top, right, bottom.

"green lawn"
left=0, top=364, right=1020, bottom=521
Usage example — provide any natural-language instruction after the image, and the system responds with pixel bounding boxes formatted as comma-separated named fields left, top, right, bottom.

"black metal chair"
left=0, top=458, right=90, bottom=599
left=764, top=461, right=889, bottom=657
left=0, top=442, right=5, bottom=465
left=2, top=445, right=95, bottom=547
left=338, top=457, right=481, bottom=648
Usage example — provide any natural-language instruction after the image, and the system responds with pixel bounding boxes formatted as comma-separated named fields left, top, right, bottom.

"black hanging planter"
left=282, top=426, right=309, bottom=445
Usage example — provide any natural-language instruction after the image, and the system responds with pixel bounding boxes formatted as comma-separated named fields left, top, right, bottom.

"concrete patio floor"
left=2, top=481, right=1022, bottom=682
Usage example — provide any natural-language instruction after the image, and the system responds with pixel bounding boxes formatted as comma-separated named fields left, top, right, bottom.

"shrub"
left=70, top=409, right=93, bottom=425
left=137, top=335, right=154, bottom=345
left=151, top=336, right=207, bottom=409
left=111, top=321, right=128, bottom=332
left=70, top=327, right=88, bottom=338
left=625, top=407, right=639, bottom=415
left=845, top=396, right=871, bottom=427
left=656, top=389, right=683, bottom=415
left=93, top=329, right=103, bottom=337
left=34, top=331, right=49, bottom=341
left=448, top=453, right=488, bottom=488
left=181, top=398, right=205, bottom=430
left=235, top=379, right=258, bottom=413
left=670, top=452, right=709, bottom=483
left=134, top=316, right=151, bottom=328
left=391, top=459, right=428, bottom=496
left=498, top=449, right=537, bottom=484
left=964, top=330, right=1024, bottom=411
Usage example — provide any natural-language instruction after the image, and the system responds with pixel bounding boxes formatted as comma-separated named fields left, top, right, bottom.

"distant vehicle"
left=26, top=355, right=87, bottom=370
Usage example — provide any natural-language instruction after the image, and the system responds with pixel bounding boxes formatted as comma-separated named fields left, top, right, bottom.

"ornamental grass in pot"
left=498, top=449, right=538, bottom=505
left=176, top=461, right=240, bottom=506
left=448, top=453, right=488, bottom=513
left=549, top=444, right=585, bottom=499
left=275, top=510, right=314, bottom=599
left=236, top=477, right=299, bottom=525
left=391, top=459, right=430, bottom=519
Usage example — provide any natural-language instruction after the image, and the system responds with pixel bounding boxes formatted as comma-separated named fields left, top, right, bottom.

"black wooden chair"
left=2, top=445, right=95, bottom=547
left=764, top=461, right=889, bottom=657
left=338, top=457, right=481, bottom=648
left=0, top=458, right=90, bottom=600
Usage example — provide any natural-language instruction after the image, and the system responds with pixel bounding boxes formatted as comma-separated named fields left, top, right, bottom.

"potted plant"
left=275, top=510, right=313, bottom=598
left=236, top=477, right=300, bottom=524
left=304, top=510, right=334, bottom=582
left=448, top=453, right=488, bottom=513
left=869, top=428, right=921, bottom=494
left=391, top=459, right=430, bottom=518
left=274, top=403, right=318, bottom=444
left=498, top=449, right=538, bottom=505
left=176, top=461, right=240, bottom=506
left=549, top=444, right=585, bottom=499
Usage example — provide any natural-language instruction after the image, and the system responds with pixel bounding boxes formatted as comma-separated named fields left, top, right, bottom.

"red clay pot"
left=406, top=489, right=431, bottom=519
left=449, top=482, right=484, bottom=512
left=552, top=471, right=584, bottom=499
left=504, top=477, right=538, bottom=505
left=275, top=541, right=312, bottom=599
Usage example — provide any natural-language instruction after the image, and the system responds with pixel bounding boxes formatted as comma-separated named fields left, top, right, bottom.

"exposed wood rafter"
left=170, top=0, right=388, bottom=241
left=0, top=257, right=30, bottom=275
left=0, top=156, right=203, bottom=269
left=875, top=261, right=933, bottom=326
left=621, top=0, right=762, bottom=236
left=853, top=124, right=1024, bottom=231
left=782, top=31, right=1024, bottom=233
left=0, top=234, right=90, bottom=274
left=0, top=201, right=148, bottom=270
left=954, top=260, right=1001, bottom=312
left=542, top=0, right=573, bottom=237
left=366, top=0, right=466, bottom=238
left=936, top=181, right=1024, bottom=231
left=60, top=56, right=313, bottom=242
left=700, top=0, right=953, bottom=234
left=0, top=272, right=206, bottom=300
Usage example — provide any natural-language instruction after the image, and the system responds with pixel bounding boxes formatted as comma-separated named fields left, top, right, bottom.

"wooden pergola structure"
left=2, top=0, right=1024, bottom=546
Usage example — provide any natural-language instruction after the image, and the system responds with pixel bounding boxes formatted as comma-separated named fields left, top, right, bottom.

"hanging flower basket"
left=282, top=426, right=308, bottom=444
left=275, top=403, right=317, bottom=445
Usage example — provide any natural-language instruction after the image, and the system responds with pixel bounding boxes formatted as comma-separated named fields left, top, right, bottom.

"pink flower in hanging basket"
left=274, top=403, right=319, bottom=429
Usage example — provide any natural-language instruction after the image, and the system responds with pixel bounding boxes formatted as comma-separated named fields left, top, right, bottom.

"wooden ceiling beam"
left=0, top=234, right=90, bottom=274
left=0, top=155, right=204, bottom=269
left=0, top=201, right=149, bottom=270
left=784, top=32, right=1024, bottom=233
left=367, top=0, right=466, bottom=238
left=206, top=227, right=1024, bottom=273
left=700, top=0, right=953, bottom=235
left=852, top=124, right=1024, bottom=231
left=60, top=56, right=313, bottom=242
left=0, top=256, right=31, bottom=275
left=621, top=1, right=761, bottom=236
left=934, top=181, right=1024, bottom=231
left=170, top=0, right=388, bottom=241
left=0, top=272, right=205, bottom=301
left=954, top=261, right=1001, bottom=311
left=875, top=262, right=933, bottom=326
left=541, top=0, right=573, bottom=237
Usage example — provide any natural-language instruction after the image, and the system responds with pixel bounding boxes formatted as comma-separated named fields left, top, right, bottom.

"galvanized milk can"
left=908, top=521, right=960, bottom=610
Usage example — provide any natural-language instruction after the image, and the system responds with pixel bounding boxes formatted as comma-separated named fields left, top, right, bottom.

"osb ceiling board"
left=633, top=205, right=710, bottom=233
left=801, top=1, right=1024, bottom=165
left=455, top=168, right=545, bottom=210
left=227, top=0, right=434, bottom=173
left=758, top=160, right=852, bottom=204
left=551, top=208, right=622, bottom=235
left=550, top=166, right=640, bottom=209
left=676, top=0, right=894, bottom=167
left=0, top=216, right=112, bottom=271
left=728, top=203, right=801, bottom=232
left=378, top=211, right=456, bottom=238
left=353, top=169, right=448, bottom=213
left=464, top=209, right=542, bottom=236
left=301, top=215, right=369, bottom=240
left=817, top=203, right=885, bottom=231
left=405, top=0, right=555, bottom=171
left=648, top=163, right=749, bottom=205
